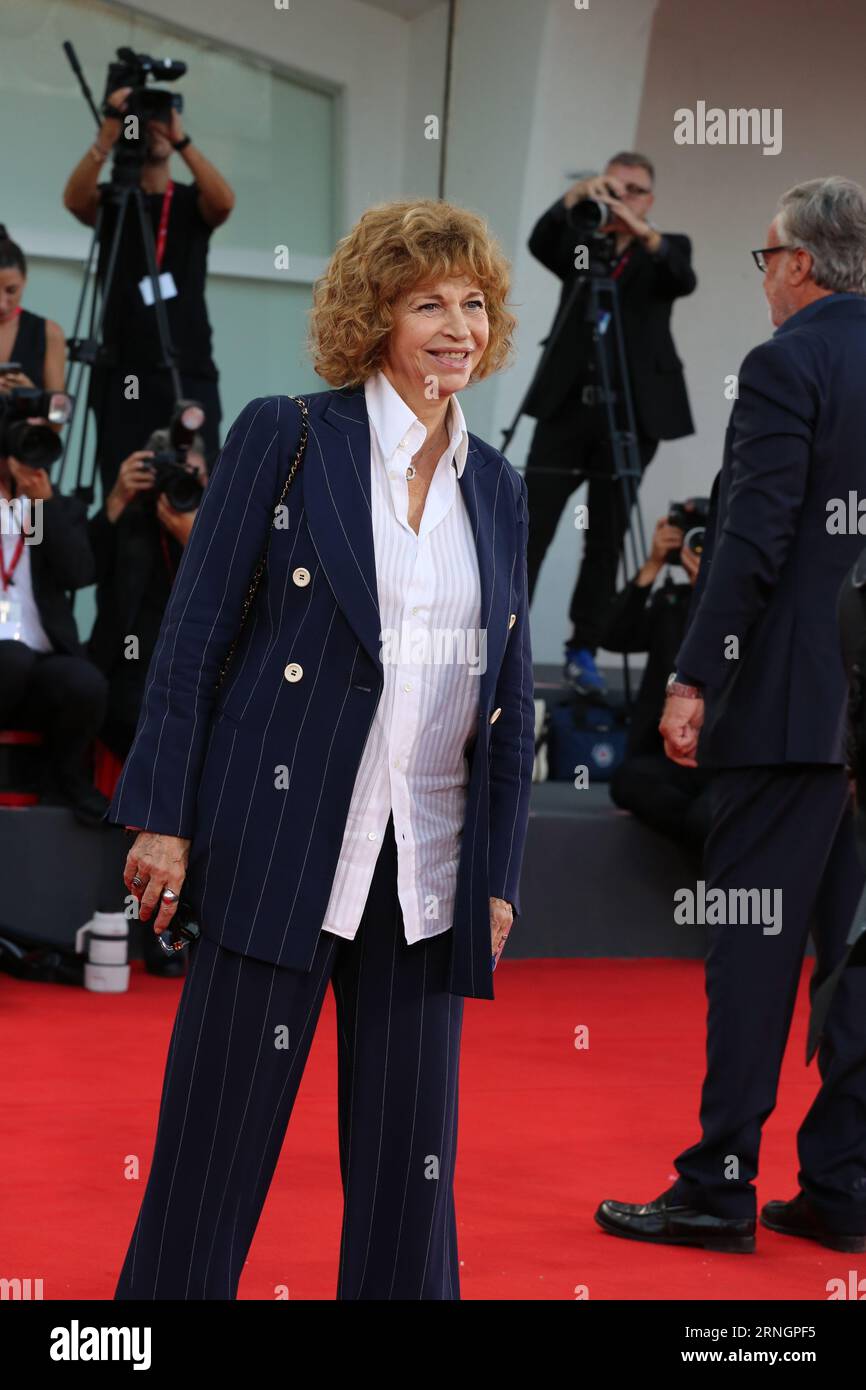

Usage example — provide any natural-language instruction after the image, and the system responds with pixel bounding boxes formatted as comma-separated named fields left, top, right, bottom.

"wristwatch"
left=172, top=134, right=192, bottom=152
left=666, top=671, right=702, bottom=698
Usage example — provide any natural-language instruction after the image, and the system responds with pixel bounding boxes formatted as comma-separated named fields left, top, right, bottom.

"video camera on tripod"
left=100, top=47, right=187, bottom=185
left=59, top=40, right=191, bottom=499
left=567, top=184, right=620, bottom=236
left=565, top=182, right=621, bottom=274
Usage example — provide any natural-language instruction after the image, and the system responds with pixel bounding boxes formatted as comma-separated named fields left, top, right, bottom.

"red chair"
left=0, top=727, right=45, bottom=807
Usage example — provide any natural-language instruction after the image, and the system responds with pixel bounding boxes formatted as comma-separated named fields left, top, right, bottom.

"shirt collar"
left=364, top=369, right=469, bottom=477
left=773, top=290, right=865, bottom=336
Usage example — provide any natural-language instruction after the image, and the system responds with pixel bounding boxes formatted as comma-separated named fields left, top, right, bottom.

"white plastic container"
left=75, top=910, right=130, bottom=992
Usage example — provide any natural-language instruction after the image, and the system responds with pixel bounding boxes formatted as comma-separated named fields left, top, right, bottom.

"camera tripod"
left=60, top=40, right=183, bottom=508
left=502, top=235, right=650, bottom=705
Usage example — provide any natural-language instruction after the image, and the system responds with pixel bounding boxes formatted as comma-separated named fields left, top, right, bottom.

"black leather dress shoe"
left=760, top=1193, right=866, bottom=1253
left=595, top=1186, right=756, bottom=1252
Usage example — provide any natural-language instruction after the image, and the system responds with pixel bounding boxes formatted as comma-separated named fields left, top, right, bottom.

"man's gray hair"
left=776, top=177, right=866, bottom=294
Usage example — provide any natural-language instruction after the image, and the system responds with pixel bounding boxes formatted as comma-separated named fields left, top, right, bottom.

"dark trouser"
left=0, top=640, right=108, bottom=783
left=610, top=753, right=714, bottom=854
left=524, top=405, right=658, bottom=651
left=114, top=814, right=465, bottom=1300
left=88, top=367, right=223, bottom=499
left=671, top=765, right=866, bottom=1232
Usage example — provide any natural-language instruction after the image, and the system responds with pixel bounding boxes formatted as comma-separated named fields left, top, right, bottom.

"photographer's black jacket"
left=525, top=194, right=696, bottom=440
left=14, top=493, right=95, bottom=655
left=87, top=503, right=182, bottom=728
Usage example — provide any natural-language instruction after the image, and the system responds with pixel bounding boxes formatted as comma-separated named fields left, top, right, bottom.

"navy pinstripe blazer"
left=105, top=386, right=535, bottom=1000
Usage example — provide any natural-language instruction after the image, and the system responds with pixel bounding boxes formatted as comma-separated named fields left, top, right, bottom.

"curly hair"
left=307, top=199, right=517, bottom=387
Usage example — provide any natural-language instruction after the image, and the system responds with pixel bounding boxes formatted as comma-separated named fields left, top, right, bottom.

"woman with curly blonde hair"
left=108, top=198, right=534, bottom=1301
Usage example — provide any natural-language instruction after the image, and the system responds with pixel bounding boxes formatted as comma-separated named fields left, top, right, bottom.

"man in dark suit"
left=524, top=152, right=696, bottom=696
left=596, top=177, right=866, bottom=1253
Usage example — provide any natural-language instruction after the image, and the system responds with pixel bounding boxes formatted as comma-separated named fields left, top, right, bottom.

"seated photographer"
left=87, top=416, right=209, bottom=767
left=0, top=226, right=66, bottom=398
left=602, top=505, right=713, bottom=855
left=524, top=152, right=696, bottom=698
left=0, top=435, right=109, bottom=826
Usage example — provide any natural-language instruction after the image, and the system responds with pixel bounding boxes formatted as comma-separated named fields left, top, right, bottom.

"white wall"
left=634, top=0, right=866, bottom=517
left=107, top=0, right=423, bottom=219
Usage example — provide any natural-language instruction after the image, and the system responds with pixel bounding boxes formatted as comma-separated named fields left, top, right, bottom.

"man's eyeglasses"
left=751, top=245, right=794, bottom=273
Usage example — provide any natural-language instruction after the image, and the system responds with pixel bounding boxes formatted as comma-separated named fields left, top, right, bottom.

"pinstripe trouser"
left=113, top=814, right=465, bottom=1300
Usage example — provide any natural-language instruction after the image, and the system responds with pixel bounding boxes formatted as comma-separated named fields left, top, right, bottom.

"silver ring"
left=132, top=875, right=143, bottom=887
left=161, top=889, right=178, bottom=902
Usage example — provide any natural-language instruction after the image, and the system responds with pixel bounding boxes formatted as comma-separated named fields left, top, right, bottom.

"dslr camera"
left=567, top=182, right=618, bottom=236
left=0, top=372, right=74, bottom=469
left=142, top=400, right=207, bottom=513
left=667, top=497, right=711, bottom=564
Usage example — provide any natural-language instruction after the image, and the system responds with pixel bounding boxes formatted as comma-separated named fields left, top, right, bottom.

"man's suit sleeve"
left=674, top=471, right=720, bottom=684
left=488, top=474, right=535, bottom=919
left=675, top=336, right=817, bottom=688
left=105, top=395, right=298, bottom=838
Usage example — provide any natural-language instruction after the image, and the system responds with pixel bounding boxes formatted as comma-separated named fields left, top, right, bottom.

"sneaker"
left=564, top=646, right=608, bottom=697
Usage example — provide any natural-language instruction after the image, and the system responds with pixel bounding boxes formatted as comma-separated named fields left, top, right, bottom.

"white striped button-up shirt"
left=320, top=369, right=482, bottom=944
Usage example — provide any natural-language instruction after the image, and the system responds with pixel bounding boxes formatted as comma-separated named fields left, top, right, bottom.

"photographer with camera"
left=87, top=409, right=208, bottom=765
left=524, top=152, right=696, bottom=697
left=63, top=64, right=234, bottom=498
left=87, top=412, right=207, bottom=976
left=0, top=402, right=109, bottom=826
left=603, top=503, right=713, bottom=854
left=0, top=227, right=66, bottom=399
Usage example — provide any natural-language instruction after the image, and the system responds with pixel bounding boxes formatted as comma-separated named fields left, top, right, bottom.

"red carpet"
left=1, top=956, right=845, bottom=1300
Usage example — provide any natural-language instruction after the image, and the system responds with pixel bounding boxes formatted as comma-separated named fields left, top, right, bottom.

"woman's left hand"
left=490, top=895, right=513, bottom=966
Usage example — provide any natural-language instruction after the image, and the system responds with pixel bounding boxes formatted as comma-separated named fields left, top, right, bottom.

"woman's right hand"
left=105, top=450, right=156, bottom=521
left=124, top=831, right=191, bottom=935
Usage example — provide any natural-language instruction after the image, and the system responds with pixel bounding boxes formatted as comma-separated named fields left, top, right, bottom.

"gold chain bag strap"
left=214, top=395, right=310, bottom=692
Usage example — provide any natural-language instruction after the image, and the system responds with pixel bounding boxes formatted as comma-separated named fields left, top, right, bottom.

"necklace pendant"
left=405, top=464, right=416, bottom=481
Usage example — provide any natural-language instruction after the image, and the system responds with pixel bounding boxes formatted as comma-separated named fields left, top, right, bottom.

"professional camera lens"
left=569, top=197, right=610, bottom=232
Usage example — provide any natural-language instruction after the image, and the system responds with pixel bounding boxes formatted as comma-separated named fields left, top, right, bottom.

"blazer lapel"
left=306, top=386, right=511, bottom=706
left=456, top=444, right=512, bottom=710
left=304, top=387, right=384, bottom=677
